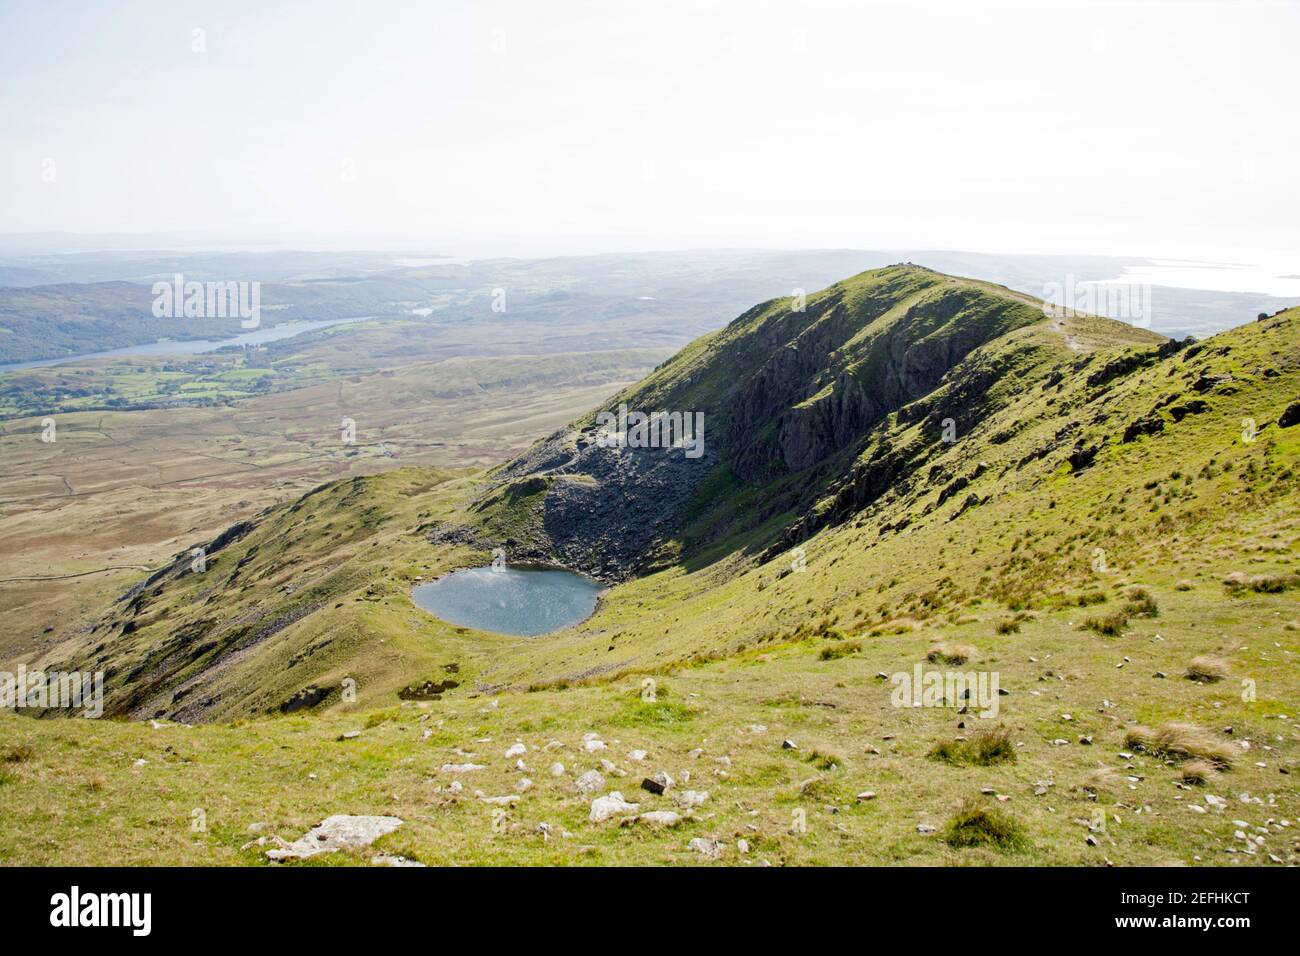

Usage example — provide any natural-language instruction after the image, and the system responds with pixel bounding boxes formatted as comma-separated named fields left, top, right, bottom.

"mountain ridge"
left=20, top=267, right=1298, bottom=726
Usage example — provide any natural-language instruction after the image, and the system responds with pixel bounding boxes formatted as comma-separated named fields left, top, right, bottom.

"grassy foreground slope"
left=2, top=268, right=1297, bottom=865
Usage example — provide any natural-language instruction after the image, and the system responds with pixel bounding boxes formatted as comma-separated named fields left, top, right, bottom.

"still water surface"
left=411, top=566, right=603, bottom=637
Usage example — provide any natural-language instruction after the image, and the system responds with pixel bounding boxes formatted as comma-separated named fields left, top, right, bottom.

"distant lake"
left=0, top=315, right=373, bottom=372
left=412, top=566, right=603, bottom=637
left=1100, top=260, right=1300, bottom=298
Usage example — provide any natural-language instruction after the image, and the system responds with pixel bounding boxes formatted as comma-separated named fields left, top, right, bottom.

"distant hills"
left=1, top=248, right=1294, bottom=365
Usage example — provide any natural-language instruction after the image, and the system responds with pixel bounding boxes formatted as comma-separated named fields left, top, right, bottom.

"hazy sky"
left=1, top=0, right=1296, bottom=262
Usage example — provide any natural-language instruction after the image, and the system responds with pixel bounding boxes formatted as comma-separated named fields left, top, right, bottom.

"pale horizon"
left=2, top=0, right=1297, bottom=267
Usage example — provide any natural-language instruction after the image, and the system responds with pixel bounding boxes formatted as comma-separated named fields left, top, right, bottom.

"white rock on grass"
left=266, top=815, right=403, bottom=862
left=549, top=762, right=566, bottom=777
left=589, top=792, right=640, bottom=822
left=575, top=770, right=606, bottom=795
left=441, top=763, right=486, bottom=773
left=628, top=749, right=648, bottom=762
left=674, top=790, right=709, bottom=809
left=687, top=837, right=725, bottom=860
left=637, top=810, right=682, bottom=827
left=372, top=853, right=425, bottom=867
left=581, top=733, right=608, bottom=753
left=504, top=742, right=527, bottom=758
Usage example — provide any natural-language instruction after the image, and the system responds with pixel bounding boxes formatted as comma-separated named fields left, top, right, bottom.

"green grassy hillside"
left=3, top=268, right=1296, bottom=866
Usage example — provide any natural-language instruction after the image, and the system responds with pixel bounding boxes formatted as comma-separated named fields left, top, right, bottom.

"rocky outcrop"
left=494, top=426, right=717, bottom=580
left=266, top=815, right=404, bottom=862
left=778, top=373, right=875, bottom=471
left=1279, top=399, right=1300, bottom=429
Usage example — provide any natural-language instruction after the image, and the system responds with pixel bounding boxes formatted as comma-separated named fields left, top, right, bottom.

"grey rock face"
left=493, top=426, right=716, bottom=580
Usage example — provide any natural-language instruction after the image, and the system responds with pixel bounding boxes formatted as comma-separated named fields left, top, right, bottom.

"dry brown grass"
left=1185, top=655, right=1229, bottom=683
left=869, top=617, right=921, bottom=636
left=819, top=639, right=862, bottom=661
left=926, top=641, right=978, bottom=665
left=1082, top=610, right=1129, bottom=636
left=1178, top=759, right=1218, bottom=786
left=1079, top=766, right=1120, bottom=792
left=1223, top=571, right=1300, bottom=594
left=1124, top=722, right=1235, bottom=769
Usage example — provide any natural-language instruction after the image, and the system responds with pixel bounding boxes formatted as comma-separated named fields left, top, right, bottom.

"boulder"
left=589, top=792, right=640, bottom=823
left=266, top=815, right=403, bottom=862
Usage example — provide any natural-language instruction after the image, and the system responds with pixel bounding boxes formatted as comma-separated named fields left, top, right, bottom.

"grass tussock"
left=942, top=799, right=1026, bottom=850
left=868, top=617, right=921, bottom=636
left=994, top=617, right=1020, bottom=635
left=1185, top=655, right=1229, bottom=683
left=1079, top=766, right=1120, bottom=793
left=1124, top=722, right=1235, bottom=769
left=1223, top=571, right=1300, bottom=595
left=1178, top=759, right=1218, bottom=786
left=363, top=707, right=401, bottom=729
left=1051, top=588, right=1108, bottom=609
left=2, top=745, right=34, bottom=764
left=611, top=698, right=696, bottom=729
left=1082, top=610, right=1129, bottom=636
left=805, top=744, right=847, bottom=771
left=927, top=642, right=978, bottom=665
left=819, top=639, right=862, bottom=661
left=1122, top=586, right=1159, bottom=618
left=796, top=775, right=836, bottom=800
left=928, top=725, right=1016, bottom=766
